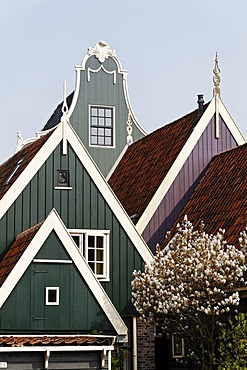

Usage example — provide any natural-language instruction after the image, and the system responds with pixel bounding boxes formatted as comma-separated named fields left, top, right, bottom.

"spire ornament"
left=213, top=53, right=221, bottom=139
left=213, top=52, right=221, bottom=97
left=61, top=80, right=69, bottom=155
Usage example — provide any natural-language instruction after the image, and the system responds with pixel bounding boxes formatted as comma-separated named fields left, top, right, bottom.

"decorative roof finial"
left=61, top=81, right=69, bottom=155
left=62, top=80, right=68, bottom=114
left=213, top=52, right=221, bottom=97
left=87, top=41, right=116, bottom=63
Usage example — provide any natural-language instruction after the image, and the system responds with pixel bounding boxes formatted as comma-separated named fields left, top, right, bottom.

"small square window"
left=46, top=287, right=59, bottom=306
left=57, top=170, right=69, bottom=187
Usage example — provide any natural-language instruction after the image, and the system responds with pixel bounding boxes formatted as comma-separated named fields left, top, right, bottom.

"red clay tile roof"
left=166, top=143, right=247, bottom=247
left=109, top=105, right=209, bottom=223
left=0, top=222, right=43, bottom=286
left=0, top=130, right=54, bottom=201
left=0, top=335, right=114, bottom=347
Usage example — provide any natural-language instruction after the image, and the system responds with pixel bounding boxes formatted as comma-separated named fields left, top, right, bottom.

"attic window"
left=45, top=287, right=59, bottom=305
left=4, top=158, right=24, bottom=186
left=57, top=170, right=69, bottom=187
left=89, top=106, right=114, bottom=147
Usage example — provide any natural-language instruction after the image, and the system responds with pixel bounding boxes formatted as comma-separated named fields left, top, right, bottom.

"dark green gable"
left=0, top=141, right=144, bottom=325
left=68, top=42, right=146, bottom=176
left=0, top=231, right=115, bottom=334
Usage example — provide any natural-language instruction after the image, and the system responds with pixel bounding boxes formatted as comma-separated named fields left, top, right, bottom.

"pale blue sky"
left=0, top=0, right=246, bottom=163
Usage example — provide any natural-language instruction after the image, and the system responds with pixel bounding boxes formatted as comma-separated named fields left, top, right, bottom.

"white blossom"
left=132, top=215, right=246, bottom=327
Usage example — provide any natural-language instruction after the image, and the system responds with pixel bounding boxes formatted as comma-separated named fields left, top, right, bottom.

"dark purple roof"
left=42, top=91, right=74, bottom=131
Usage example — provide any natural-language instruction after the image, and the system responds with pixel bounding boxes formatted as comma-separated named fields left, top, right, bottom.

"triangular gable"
left=110, top=97, right=245, bottom=235
left=166, top=143, right=247, bottom=247
left=0, top=209, right=128, bottom=340
left=0, top=121, right=153, bottom=265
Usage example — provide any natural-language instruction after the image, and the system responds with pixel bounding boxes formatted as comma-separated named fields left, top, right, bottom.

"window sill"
left=54, top=186, right=73, bottom=190
left=89, top=144, right=115, bottom=149
left=97, top=277, right=110, bottom=282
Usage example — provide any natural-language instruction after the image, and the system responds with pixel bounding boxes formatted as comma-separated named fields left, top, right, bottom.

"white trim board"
left=136, top=97, right=246, bottom=234
left=0, top=122, right=153, bottom=265
left=0, top=209, right=128, bottom=340
left=0, top=345, right=115, bottom=352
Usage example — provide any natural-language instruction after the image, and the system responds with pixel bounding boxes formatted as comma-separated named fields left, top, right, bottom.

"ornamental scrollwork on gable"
left=87, top=41, right=116, bottom=63
left=126, top=111, right=133, bottom=145
left=87, top=65, right=117, bottom=84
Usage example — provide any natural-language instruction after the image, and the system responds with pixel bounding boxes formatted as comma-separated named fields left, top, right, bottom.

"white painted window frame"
left=45, top=287, right=60, bottom=306
left=88, top=105, right=115, bottom=148
left=69, top=229, right=110, bottom=281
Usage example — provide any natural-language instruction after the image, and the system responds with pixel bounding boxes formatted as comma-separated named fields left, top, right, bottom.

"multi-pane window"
left=90, top=106, right=114, bottom=147
left=69, top=229, right=110, bottom=280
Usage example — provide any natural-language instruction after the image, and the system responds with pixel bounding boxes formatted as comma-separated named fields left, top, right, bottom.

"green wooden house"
left=0, top=42, right=153, bottom=370
left=1, top=41, right=245, bottom=370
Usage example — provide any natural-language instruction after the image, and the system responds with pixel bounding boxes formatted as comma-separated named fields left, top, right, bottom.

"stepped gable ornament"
left=87, top=41, right=116, bottom=63
left=213, top=52, right=221, bottom=97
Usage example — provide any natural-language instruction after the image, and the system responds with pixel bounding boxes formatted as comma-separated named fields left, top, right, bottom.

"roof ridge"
left=0, top=129, right=54, bottom=168
left=212, top=141, right=247, bottom=159
left=127, top=103, right=210, bottom=148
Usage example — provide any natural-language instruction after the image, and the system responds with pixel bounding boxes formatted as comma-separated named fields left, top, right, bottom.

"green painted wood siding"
left=0, top=142, right=143, bottom=331
left=70, top=56, right=145, bottom=176
left=0, top=231, right=115, bottom=333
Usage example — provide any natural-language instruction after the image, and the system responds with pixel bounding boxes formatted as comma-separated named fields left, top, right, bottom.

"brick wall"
left=137, top=319, right=155, bottom=370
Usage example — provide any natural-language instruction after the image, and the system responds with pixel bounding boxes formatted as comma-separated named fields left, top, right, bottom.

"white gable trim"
left=67, top=128, right=153, bottom=264
left=0, top=209, right=128, bottom=338
left=0, top=123, right=153, bottom=264
left=218, top=98, right=246, bottom=142
left=0, top=128, right=61, bottom=220
left=136, top=97, right=246, bottom=234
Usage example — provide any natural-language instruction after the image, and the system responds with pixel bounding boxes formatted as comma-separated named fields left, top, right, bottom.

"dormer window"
left=89, top=106, right=114, bottom=147
left=4, top=158, right=24, bottom=186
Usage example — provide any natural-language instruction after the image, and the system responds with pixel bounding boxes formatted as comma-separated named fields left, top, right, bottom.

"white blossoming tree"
left=131, top=216, right=247, bottom=370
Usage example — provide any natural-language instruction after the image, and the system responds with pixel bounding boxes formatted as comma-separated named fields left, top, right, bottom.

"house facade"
left=0, top=42, right=153, bottom=370
left=0, top=42, right=246, bottom=370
